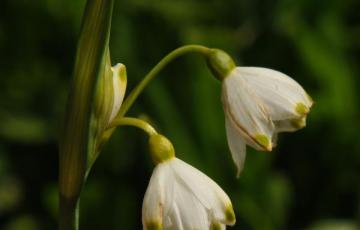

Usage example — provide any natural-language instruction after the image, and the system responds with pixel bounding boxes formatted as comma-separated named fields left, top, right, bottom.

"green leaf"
left=58, top=0, right=114, bottom=229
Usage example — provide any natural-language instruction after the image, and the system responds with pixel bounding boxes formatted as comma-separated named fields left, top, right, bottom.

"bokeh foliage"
left=0, top=0, right=360, bottom=229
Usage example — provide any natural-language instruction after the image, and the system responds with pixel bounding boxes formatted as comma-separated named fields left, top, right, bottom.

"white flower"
left=222, top=67, right=313, bottom=176
left=142, top=157, right=235, bottom=230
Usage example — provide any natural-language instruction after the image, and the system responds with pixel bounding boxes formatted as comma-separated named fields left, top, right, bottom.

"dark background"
left=0, top=0, right=360, bottom=229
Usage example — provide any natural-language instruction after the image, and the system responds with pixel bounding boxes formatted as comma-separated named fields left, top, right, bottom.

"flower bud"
left=108, top=63, right=127, bottom=124
left=94, top=62, right=127, bottom=129
left=90, top=61, right=127, bottom=165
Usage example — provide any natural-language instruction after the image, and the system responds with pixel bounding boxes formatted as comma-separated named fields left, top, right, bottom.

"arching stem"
left=117, top=45, right=211, bottom=117
left=108, top=117, right=157, bottom=136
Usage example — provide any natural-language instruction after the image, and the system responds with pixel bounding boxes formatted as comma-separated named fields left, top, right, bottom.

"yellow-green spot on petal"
left=117, top=64, right=127, bottom=84
left=291, top=118, right=306, bottom=129
left=146, top=221, right=163, bottom=230
left=295, top=103, right=309, bottom=116
left=210, top=222, right=223, bottom=230
left=254, top=134, right=271, bottom=151
left=225, top=204, right=236, bottom=225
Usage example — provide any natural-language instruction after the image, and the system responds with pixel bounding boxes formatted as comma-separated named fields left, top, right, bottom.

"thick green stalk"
left=117, top=45, right=211, bottom=117
left=59, top=0, right=114, bottom=229
left=59, top=198, right=79, bottom=230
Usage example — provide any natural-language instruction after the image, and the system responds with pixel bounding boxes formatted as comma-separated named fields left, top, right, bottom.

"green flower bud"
left=93, top=60, right=127, bottom=131
left=90, top=57, right=127, bottom=168
left=206, top=49, right=236, bottom=81
left=148, top=134, right=175, bottom=164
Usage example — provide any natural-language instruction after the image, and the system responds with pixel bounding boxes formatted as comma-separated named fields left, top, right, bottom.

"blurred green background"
left=1, top=0, right=360, bottom=229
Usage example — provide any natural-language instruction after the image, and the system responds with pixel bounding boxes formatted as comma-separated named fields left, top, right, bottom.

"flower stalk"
left=117, top=45, right=211, bottom=117
left=109, top=117, right=157, bottom=136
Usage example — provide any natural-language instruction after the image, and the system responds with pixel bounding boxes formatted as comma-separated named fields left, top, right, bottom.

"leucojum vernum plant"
left=59, top=1, right=313, bottom=230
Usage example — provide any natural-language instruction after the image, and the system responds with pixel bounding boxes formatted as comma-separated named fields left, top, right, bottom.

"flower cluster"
left=108, top=48, right=312, bottom=230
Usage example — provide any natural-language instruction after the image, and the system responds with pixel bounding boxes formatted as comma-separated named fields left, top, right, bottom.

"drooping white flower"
left=142, top=157, right=236, bottom=230
left=222, top=67, right=313, bottom=176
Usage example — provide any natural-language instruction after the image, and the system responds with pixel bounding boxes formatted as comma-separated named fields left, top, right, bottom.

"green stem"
left=59, top=197, right=79, bottom=230
left=109, top=117, right=158, bottom=136
left=117, top=45, right=211, bottom=117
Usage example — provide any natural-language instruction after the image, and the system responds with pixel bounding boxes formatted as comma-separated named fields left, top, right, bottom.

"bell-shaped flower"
left=143, top=134, right=236, bottom=230
left=142, top=158, right=236, bottom=230
left=222, top=67, right=313, bottom=176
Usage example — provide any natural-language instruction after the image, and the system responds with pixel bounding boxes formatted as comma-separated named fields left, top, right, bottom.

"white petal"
left=237, top=67, right=312, bottom=120
left=222, top=69, right=275, bottom=150
left=225, top=117, right=247, bottom=177
left=142, top=162, right=173, bottom=229
left=108, top=63, right=127, bottom=124
left=170, top=158, right=234, bottom=225
left=166, top=202, right=184, bottom=230
left=171, top=181, right=209, bottom=230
